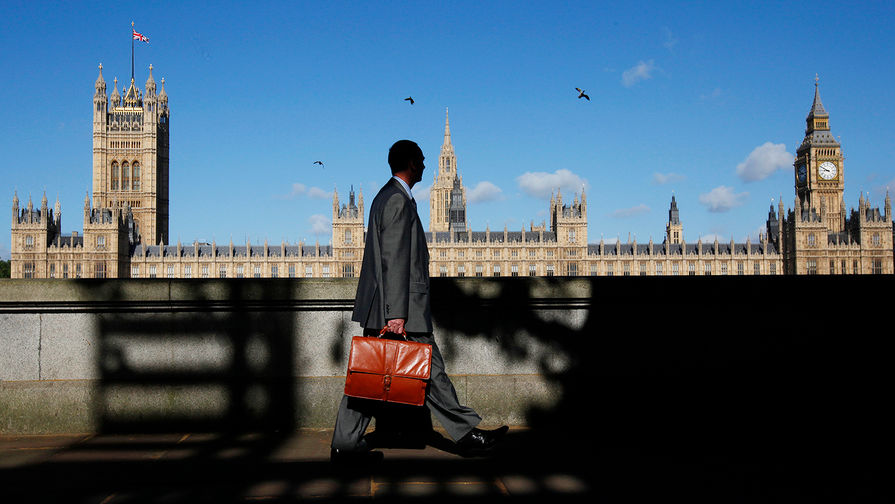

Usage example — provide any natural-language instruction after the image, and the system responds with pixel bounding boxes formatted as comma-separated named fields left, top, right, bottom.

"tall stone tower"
left=549, top=188, right=587, bottom=276
left=429, top=108, right=466, bottom=233
left=783, top=78, right=893, bottom=274
left=665, top=195, right=683, bottom=244
left=92, top=63, right=169, bottom=245
left=447, top=175, right=467, bottom=233
left=793, top=77, right=845, bottom=233
left=331, top=186, right=365, bottom=277
left=550, top=188, right=587, bottom=246
left=10, top=192, right=61, bottom=278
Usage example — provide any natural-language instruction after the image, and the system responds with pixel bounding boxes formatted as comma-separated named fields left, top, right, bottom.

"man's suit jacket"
left=352, top=178, right=432, bottom=333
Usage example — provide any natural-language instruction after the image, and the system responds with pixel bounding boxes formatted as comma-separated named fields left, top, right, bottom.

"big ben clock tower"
left=793, top=76, right=845, bottom=232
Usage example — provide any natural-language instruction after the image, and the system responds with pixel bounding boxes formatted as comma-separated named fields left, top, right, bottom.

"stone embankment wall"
left=2, top=274, right=891, bottom=456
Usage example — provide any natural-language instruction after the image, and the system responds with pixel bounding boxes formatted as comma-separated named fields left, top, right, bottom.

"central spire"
left=809, top=74, right=827, bottom=118
left=431, top=108, right=465, bottom=233
left=439, top=107, right=455, bottom=174
left=805, top=75, right=831, bottom=135
left=443, top=107, right=451, bottom=146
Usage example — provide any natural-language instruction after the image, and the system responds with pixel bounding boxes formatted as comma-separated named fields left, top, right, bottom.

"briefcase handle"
left=379, top=325, right=408, bottom=341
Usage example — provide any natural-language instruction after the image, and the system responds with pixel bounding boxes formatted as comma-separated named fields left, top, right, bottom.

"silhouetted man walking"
left=331, top=140, right=507, bottom=462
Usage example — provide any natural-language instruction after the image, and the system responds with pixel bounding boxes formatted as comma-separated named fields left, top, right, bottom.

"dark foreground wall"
left=1, top=275, right=892, bottom=461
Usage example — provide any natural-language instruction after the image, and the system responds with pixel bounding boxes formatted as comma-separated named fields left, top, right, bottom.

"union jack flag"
left=133, top=29, right=149, bottom=43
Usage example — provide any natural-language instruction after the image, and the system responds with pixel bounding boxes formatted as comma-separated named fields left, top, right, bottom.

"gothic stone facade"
left=9, top=68, right=893, bottom=278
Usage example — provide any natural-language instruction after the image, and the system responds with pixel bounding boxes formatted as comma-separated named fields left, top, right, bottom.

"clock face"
left=797, top=164, right=807, bottom=183
left=818, top=161, right=837, bottom=180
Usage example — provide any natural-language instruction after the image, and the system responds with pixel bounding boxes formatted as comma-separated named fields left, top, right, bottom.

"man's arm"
left=378, top=192, right=412, bottom=332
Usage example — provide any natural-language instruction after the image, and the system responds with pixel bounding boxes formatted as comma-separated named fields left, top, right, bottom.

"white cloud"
left=736, top=142, right=792, bottom=182
left=873, top=177, right=895, bottom=201
left=747, top=224, right=768, bottom=241
left=516, top=169, right=588, bottom=199
left=652, top=172, right=685, bottom=185
left=698, top=233, right=724, bottom=242
left=699, top=186, right=748, bottom=213
left=307, top=186, right=331, bottom=199
left=662, top=27, right=678, bottom=51
left=612, top=204, right=650, bottom=218
left=413, top=183, right=431, bottom=204
left=308, top=214, right=331, bottom=236
left=622, top=60, right=656, bottom=87
left=278, top=183, right=331, bottom=200
left=467, top=181, right=504, bottom=203
left=700, top=87, right=722, bottom=101
left=287, top=183, right=307, bottom=198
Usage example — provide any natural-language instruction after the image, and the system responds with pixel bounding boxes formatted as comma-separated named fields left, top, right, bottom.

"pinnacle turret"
left=95, top=63, right=106, bottom=96
left=110, top=78, right=121, bottom=107
left=159, top=77, right=167, bottom=102
left=145, top=64, right=156, bottom=96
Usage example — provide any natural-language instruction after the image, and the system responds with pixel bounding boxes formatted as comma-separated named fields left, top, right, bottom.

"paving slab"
left=1, top=427, right=890, bottom=502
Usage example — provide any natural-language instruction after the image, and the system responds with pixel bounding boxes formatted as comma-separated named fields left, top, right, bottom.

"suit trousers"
left=331, top=332, right=482, bottom=451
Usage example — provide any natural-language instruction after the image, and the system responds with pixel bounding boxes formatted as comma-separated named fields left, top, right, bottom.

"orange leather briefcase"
left=344, top=329, right=432, bottom=406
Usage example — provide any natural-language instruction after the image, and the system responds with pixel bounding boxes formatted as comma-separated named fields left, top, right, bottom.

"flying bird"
left=575, top=88, right=590, bottom=100
left=313, top=161, right=324, bottom=168
left=404, top=96, right=414, bottom=105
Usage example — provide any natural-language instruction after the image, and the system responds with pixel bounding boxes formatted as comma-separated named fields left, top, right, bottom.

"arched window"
left=121, top=161, right=130, bottom=190
left=132, top=162, right=141, bottom=191
left=111, top=162, right=119, bottom=190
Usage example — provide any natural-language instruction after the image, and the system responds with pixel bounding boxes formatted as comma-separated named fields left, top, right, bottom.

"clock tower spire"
left=793, top=76, right=844, bottom=233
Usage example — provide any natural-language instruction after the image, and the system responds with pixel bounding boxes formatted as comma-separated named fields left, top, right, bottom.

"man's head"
left=388, top=139, right=425, bottom=187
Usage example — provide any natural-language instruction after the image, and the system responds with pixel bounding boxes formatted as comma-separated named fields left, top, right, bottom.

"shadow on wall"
left=430, top=275, right=894, bottom=496
left=91, top=280, right=298, bottom=435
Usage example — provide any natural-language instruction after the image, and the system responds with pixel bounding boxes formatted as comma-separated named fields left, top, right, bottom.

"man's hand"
left=386, top=318, right=406, bottom=336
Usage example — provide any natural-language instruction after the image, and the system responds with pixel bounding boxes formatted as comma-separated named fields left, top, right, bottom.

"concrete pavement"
left=1, top=425, right=891, bottom=502
left=0, top=427, right=593, bottom=502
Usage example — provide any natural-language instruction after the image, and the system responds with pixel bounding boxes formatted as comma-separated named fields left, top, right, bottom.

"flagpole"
left=131, top=22, right=135, bottom=83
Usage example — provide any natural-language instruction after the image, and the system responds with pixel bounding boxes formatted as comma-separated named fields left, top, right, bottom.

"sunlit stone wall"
left=0, top=278, right=574, bottom=434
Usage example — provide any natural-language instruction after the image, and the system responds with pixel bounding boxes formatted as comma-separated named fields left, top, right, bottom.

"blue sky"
left=3, top=0, right=895, bottom=259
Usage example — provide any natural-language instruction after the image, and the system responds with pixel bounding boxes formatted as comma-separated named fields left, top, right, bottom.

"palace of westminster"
left=9, top=64, right=894, bottom=279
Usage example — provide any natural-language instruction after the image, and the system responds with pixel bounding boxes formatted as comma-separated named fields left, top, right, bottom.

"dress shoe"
left=456, top=425, right=509, bottom=456
left=330, top=447, right=384, bottom=465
